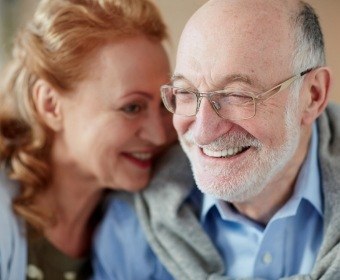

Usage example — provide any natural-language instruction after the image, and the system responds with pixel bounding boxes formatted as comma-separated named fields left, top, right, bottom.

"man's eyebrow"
left=170, top=74, right=188, bottom=83
left=224, top=74, right=253, bottom=85
left=170, top=73, right=256, bottom=88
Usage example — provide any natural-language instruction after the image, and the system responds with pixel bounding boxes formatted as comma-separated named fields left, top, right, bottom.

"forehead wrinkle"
left=171, top=72, right=263, bottom=92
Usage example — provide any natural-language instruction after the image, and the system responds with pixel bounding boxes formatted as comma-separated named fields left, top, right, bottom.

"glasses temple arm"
left=256, top=68, right=314, bottom=102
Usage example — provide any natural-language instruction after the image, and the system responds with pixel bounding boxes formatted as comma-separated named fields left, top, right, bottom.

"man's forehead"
left=182, top=0, right=294, bottom=42
left=176, top=0, right=296, bottom=88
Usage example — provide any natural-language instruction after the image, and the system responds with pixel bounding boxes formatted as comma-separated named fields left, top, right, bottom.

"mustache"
left=181, top=130, right=262, bottom=150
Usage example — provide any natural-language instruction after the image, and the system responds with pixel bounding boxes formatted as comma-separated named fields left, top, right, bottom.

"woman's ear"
left=32, top=79, right=63, bottom=131
left=301, top=67, right=332, bottom=126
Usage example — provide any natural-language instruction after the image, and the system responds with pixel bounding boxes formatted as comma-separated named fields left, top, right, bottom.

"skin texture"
left=173, top=0, right=331, bottom=223
left=33, top=35, right=174, bottom=256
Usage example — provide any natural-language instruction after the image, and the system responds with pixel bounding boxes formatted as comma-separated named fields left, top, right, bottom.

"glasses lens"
left=210, top=92, right=255, bottom=120
left=161, top=86, right=197, bottom=116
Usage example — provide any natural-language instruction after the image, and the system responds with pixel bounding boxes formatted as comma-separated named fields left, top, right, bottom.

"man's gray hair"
left=291, top=1, right=325, bottom=94
left=292, top=1, right=325, bottom=72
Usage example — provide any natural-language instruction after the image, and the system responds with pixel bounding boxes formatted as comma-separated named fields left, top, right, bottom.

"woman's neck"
left=35, top=166, right=104, bottom=258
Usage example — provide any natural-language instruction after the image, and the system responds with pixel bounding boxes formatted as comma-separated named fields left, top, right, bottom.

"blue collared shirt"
left=199, top=125, right=323, bottom=279
left=93, top=126, right=323, bottom=280
left=92, top=197, right=173, bottom=280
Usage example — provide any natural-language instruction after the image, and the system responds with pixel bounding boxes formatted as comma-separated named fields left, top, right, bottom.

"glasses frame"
left=161, top=68, right=313, bottom=120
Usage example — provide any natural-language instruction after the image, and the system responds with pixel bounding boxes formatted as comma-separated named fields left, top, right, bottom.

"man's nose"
left=192, top=98, right=233, bottom=145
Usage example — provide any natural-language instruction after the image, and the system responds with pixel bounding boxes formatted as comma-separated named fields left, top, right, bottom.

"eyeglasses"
left=161, top=69, right=313, bottom=121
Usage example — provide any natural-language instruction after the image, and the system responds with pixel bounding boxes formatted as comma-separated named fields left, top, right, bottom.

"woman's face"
left=54, top=36, right=175, bottom=192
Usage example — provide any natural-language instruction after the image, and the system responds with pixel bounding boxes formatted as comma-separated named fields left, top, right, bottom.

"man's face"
left=173, top=1, right=307, bottom=202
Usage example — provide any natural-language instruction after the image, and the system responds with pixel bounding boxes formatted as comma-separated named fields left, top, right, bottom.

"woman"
left=0, top=0, right=176, bottom=279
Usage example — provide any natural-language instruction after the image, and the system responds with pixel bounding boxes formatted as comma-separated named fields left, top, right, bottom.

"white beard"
left=179, top=95, right=301, bottom=202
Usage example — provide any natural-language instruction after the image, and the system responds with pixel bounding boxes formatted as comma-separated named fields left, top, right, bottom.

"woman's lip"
left=122, top=153, right=153, bottom=169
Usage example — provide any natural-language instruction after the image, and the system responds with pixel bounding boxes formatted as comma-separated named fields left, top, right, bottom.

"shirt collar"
left=284, top=123, right=323, bottom=216
left=201, top=193, right=218, bottom=222
left=199, top=123, right=323, bottom=223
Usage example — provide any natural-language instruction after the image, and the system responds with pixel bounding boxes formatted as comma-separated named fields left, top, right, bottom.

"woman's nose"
left=140, top=110, right=167, bottom=146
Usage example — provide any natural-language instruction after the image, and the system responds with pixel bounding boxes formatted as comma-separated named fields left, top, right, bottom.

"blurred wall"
left=0, top=0, right=39, bottom=65
left=155, top=0, right=206, bottom=68
left=0, top=0, right=339, bottom=103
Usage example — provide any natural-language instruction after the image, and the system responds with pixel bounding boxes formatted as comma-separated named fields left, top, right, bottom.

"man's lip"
left=201, top=146, right=251, bottom=158
left=198, top=145, right=251, bottom=160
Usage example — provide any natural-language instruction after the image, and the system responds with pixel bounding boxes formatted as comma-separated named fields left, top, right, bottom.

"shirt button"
left=64, top=272, right=76, bottom=280
left=262, top=252, right=273, bottom=265
left=27, top=264, right=44, bottom=280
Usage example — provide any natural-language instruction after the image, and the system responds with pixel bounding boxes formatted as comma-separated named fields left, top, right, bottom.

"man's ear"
left=301, top=67, right=332, bottom=126
left=32, top=79, right=63, bottom=131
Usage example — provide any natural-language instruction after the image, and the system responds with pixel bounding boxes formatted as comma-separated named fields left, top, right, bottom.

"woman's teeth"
left=202, top=146, right=248, bottom=158
left=130, top=152, right=152, bottom=161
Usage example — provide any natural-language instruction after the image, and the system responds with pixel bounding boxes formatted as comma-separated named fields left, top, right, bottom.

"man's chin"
left=193, top=173, right=232, bottom=200
left=193, top=171, right=264, bottom=203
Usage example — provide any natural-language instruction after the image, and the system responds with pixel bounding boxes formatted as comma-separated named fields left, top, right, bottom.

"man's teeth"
left=130, top=152, right=152, bottom=161
left=202, top=146, right=247, bottom=158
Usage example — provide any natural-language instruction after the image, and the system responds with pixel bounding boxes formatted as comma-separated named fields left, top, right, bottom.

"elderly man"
left=93, top=1, right=339, bottom=279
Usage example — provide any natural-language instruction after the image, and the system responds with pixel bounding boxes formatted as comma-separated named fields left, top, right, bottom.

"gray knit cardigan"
left=135, top=103, right=340, bottom=280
